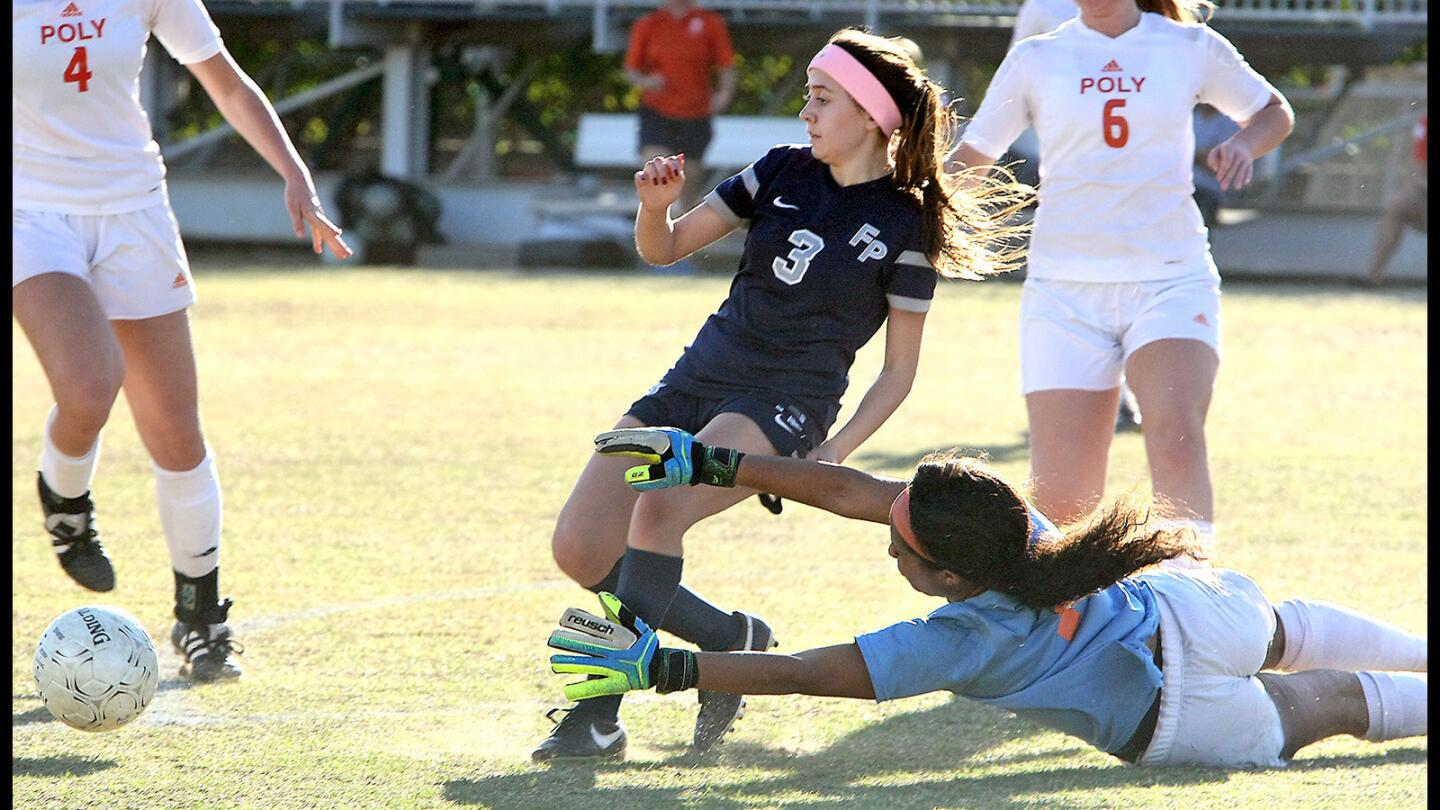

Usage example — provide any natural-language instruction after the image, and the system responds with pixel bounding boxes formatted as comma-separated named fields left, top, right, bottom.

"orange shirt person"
left=624, top=0, right=736, bottom=173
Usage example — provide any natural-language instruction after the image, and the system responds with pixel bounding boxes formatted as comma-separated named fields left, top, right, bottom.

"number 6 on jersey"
left=1103, top=99, right=1128, bottom=148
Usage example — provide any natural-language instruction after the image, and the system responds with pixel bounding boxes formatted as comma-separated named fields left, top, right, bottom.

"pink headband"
left=808, top=43, right=903, bottom=137
left=889, top=487, right=937, bottom=563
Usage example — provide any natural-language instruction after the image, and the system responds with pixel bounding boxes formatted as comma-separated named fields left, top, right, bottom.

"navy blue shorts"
left=625, top=383, right=827, bottom=458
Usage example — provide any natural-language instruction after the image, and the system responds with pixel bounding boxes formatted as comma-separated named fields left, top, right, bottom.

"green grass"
left=11, top=266, right=1427, bottom=809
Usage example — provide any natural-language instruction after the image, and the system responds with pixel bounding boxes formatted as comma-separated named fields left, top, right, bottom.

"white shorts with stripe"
left=13, top=201, right=196, bottom=320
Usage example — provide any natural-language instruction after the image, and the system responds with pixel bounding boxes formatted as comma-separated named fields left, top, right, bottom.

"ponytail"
left=829, top=29, right=1033, bottom=280
left=907, top=453, right=1202, bottom=609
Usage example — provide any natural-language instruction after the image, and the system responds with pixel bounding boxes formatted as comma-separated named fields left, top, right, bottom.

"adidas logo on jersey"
left=172, top=273, right=189, bottom=288
left=1102, top=60, right=1122, bottom=72
left=61, top=2, right=83, bottom=17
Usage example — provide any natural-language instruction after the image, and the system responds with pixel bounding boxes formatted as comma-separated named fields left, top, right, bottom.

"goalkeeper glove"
left=548, top=592, right=700, bottom=700
left=593, top=427, right=743, bottom=491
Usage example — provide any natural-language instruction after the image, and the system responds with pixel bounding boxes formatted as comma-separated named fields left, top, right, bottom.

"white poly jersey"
left=1010, top=0, right=1078, bottom=48
left=964, top=13, right=1276, bottom=282
left=13, top=0, right=222, bottom=214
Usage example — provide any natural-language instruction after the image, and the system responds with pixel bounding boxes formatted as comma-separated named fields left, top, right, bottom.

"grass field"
left=11, top=265, right=1427, bottom=809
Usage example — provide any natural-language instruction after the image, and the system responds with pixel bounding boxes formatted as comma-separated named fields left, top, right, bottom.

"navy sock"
left=585, top=556, right=739, bottom=652
left=571, top=548, right=685, bottom=724
left=663, top=587, right=744, bottom=652
left=585, top=558, right=623, bottom=595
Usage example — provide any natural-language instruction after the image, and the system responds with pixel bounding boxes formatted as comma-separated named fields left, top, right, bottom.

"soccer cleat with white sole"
left=531, top=706, right=628, bottom=762
left=693, top=612, right=777, bottom=754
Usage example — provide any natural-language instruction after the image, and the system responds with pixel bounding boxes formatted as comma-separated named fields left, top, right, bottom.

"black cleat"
left=693, top=612, right=777, bottom=754
left=38, top=473, right=115, bottom=592
left=531, top=706, right=627, bottom=763
left=172, top=598, right=244, bottom=682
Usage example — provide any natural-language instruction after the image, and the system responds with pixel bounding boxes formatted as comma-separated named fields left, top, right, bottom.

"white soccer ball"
left=33, top=605, right=160, bottom=732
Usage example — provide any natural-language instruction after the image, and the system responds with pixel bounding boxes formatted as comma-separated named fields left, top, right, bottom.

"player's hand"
left=284, top=180, right=353, bottom=260
left=548, top=592, right=657, bottom=700
left=594, top=427, right=743, bottom=490
left=1206, top=139, right=1255, bottom=192
left=635, top=154, right=686, bottom=212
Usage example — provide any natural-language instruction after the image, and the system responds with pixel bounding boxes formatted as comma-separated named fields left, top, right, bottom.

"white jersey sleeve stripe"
left=704, top=190, right=742, bottom=225
left=740, top=164, right=760, bottom=199
left=887, top=294, right=932, bottom=313
left=896, top=250, right=933, bottom=269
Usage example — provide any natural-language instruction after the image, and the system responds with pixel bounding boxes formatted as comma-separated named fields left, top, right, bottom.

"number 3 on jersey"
left=773, top=229, right=825, bottom=285
left=1102, top=99, right=1128, bottom=148
left=64, top=47, right=92, bottom=93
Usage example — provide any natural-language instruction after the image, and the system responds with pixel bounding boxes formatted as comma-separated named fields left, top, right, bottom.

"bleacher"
left=169, top=0, right=1428, bottom=273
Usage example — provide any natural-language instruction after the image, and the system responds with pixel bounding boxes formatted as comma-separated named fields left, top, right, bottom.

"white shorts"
left=13, top=202, right=196, bottom=320
left=1019, top=274, right=1222, bottom=395
left=1135, top=564, right=1286, bottom=768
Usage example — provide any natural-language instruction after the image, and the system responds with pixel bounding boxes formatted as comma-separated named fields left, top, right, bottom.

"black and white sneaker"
left=38, top=473, right=115, bottom=592
left=531, top=706, right=627, bottom=762
left=171, top=599, right=244, bottom=682
left=693, top=612, right=776, bottom=754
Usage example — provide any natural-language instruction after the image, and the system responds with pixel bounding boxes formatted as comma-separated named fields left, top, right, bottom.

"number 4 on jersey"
left=64, top=47, right=92, bottom=93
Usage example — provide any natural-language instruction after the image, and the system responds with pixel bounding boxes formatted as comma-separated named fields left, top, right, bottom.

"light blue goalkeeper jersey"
left=855, top=577, right=1162, bottom=755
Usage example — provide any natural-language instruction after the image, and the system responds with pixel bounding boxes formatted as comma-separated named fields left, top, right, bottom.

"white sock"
left=1276, top=599, right=1428, bottom=672
left=1356, top=671, right=1428, bottom=741
left=40, top=404, right=101, bottom=499
left=154, top=451, right=223, bottom=578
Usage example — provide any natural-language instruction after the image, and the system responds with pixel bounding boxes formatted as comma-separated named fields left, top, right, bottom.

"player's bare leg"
left=114, top=310, right=241, bottom=682
left=1258, top=611, right=1427, bottom=759
left=13, top=273, right=123, bottom=591
left=1125, top=339, right=1217, bottom=540
left=535, top=413, right=780, bottom=761
left=1025, top=388, right=1122, bottom=525
left=551, top=414, right=647, bottom=588
left=1364, top=185, right=1425, bottom=285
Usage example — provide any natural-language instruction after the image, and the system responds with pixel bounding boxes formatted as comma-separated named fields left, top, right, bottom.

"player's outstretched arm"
left=186, top=49, right=352, bottom=260
left=594, top=427, right=905, bottom=523
left=549, top=594, right=876, bottom=701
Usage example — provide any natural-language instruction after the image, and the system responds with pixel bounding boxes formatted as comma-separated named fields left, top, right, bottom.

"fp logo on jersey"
left=849, top=224, right=888, bottom=263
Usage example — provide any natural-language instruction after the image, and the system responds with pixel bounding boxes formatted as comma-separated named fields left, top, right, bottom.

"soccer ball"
left=33, top=605, right=160, bottom=732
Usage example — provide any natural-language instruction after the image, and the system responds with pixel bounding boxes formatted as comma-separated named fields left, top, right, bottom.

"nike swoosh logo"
left=773, top=197, right=799, bottom=210
left=590, top=724, right=624, bottom=748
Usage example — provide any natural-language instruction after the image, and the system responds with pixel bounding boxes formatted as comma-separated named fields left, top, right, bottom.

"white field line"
left=16, top=579, right=616, bottom=733
left=235, top=580, right=577, bottom=634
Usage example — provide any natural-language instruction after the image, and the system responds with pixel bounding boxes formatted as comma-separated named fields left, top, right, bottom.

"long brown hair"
left=905, top=452, right=1200, bottom=608
left=827, top=29, right=1032, bottom=280
left=1137, top=0, right=1214, bottom=23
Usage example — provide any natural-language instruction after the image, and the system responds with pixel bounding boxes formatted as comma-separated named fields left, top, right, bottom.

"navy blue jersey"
left=661, top=145, right=936, bottom=427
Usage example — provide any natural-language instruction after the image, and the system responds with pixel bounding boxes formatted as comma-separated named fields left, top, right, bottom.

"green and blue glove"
left=593, top=427, right=743, bottom=491
left=547, top=592, right=700, bottom=700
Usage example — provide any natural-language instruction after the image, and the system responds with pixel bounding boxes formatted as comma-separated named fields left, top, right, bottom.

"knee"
left=550, top=516, right=612, bottom=587
left=1142, top=411, right=1209, bottom=468
left=145, top=423, right=207, bottom=473
left=54, top=361, right=125, bottom=434
left=629, top=492, right=698, bottom=539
